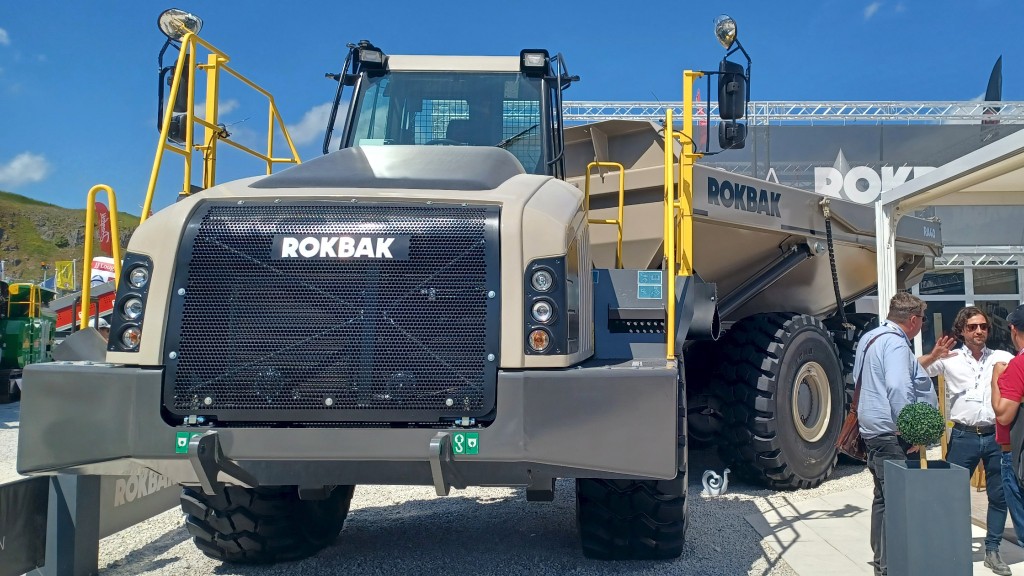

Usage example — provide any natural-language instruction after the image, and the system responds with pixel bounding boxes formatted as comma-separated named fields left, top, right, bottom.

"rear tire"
left=716, top=313, right=844, bottom=489
left=576, top=368, right=687, bottom=559
left=181, top=484, right=354, bottom=563
left=824, top=313, right=878, bottom=464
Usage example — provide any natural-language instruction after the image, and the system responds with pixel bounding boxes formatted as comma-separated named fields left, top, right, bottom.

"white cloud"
left=287, top=102, right=341, bottom=146
left=864, top=1, right=882, bottom=20
left=0, top=152, right=50, bottom=187
left=0, top=28, right=9, bottom=46
left=193, top=98, right=240, bottom=117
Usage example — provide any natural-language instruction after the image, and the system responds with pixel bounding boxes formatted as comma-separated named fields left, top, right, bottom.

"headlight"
left=531, top=300, right=554, bottom=323
left=128, top=267, right=149, bottom=289
left=123, top=297, right=144, bottom=320
left=531, top=270, right=553, bottom=292
left=120, top=326, right=142, bottom=349
left=528, top=329, right=551, bottom=352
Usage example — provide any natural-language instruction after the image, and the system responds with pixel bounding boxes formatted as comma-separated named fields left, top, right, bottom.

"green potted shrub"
left=884, top=402, right=971, bottom=575
left=896, top=402, right=945, bottom=469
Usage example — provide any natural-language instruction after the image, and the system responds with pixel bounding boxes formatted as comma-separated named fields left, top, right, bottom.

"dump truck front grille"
left=163, top=201, right=500, bottom=423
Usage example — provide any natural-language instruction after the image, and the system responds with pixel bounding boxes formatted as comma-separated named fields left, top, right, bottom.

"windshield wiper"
left=496, top=124, right=539, bottom=149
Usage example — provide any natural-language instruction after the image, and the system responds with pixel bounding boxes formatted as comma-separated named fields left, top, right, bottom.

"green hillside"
left=0, top=191, right=140, bottom=288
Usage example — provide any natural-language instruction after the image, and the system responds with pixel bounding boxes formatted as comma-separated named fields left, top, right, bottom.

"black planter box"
left=883, top=459, right=971, bottom=575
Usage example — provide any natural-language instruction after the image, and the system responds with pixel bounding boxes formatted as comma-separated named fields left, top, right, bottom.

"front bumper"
left=17, top=360, right=680, bottom=488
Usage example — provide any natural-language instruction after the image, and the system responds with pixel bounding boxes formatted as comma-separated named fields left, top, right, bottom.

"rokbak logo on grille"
left=272, top=235, right=411, bottom=260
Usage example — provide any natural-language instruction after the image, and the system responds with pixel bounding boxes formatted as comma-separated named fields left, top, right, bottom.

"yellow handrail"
left=663, top=70, right=704, bottom=359
left=583, top=161, right=626, bottom=269
left=142, top=31, right=301, bottom=224
left=79, top=185, right=122, bottom=330
left=664, top=110, right=677, bottom=359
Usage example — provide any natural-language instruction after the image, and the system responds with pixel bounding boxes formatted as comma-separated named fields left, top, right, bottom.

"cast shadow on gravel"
left=101, top=523, right=190, bottom=573
left=202, top=479, right=785, bottom=576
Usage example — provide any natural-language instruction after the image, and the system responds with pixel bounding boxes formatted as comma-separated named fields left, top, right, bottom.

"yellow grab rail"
left=663, top=70, right=704, bottom=359
left=79, top=185, right=122, bottom=330
left=142, top=31, right=301, bottom=224
left=583, top=161, right=626, bottom=269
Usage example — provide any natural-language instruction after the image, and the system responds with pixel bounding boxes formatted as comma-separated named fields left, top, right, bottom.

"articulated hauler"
left=18, top=12, right=941, bottom=563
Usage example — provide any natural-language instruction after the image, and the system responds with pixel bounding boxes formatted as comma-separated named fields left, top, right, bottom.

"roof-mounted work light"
left=355, top=40, right=387, bottom=70
left=520, top=49, right=549, bottom=76
left=157, top=8, right=203, bottom=41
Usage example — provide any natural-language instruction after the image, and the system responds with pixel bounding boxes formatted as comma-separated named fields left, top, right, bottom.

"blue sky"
left=1, top=1, right=1021, bottom=213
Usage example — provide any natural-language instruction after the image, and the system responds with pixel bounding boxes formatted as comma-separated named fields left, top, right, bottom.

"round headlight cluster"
left=128, top=267, right=149, bottom=289
left=531, top=300, right=553, bottom=324
left=120, top=326, right=142, bottom=349
left=123, top=297, right=144, bottom=320
left=531, top=269, right=553, bottom=292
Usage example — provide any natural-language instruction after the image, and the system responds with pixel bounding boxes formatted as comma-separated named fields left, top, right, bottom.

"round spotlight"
left=531, top=300, right=554, bottom=324
left=123, top=297, right=144, bottom=320
left=528, top=329, right=551, bottom=352
left=121, top=326, right=142, bottom=349
left=158, top=9, right=203, bottom=41
left=531, top=269, right=553, bottom=292
left=714, top=15, right=738, bottom=49
left=128, top=267, right=149, bottom=289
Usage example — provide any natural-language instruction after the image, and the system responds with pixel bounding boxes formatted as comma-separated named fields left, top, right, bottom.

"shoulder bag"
left=836, top=332, right=893, bottom=461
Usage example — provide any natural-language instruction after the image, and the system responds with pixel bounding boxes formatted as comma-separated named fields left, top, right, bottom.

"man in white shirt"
left=920, top=306, right=1015, bottom=576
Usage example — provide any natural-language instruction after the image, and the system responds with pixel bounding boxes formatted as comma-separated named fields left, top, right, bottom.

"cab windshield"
left=348, top=71, right=545, bottom=174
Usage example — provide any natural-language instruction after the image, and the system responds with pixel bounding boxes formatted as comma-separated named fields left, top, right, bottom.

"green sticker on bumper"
left=452, top=432, right=479, bottom=455
left=175, top=432, right=199, bottom=454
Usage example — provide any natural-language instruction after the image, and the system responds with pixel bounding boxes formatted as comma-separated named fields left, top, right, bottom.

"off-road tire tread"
left=715, top=312, right=843, bottom=490
left=181, top=484, right=354, bottom=564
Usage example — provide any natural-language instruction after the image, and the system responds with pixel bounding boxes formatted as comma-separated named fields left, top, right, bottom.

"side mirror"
left=718, top=59, right=746, bottom=120
left=168, top=59, right=191, bottom=114
left=718, top=121, right=746, bottom=150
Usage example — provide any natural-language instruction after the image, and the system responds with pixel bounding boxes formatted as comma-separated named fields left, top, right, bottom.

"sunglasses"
left=965, top=323, right=989, bottom=332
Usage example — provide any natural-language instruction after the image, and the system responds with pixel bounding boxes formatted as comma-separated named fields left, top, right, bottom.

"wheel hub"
left=791, top=361, right=832, bottom=443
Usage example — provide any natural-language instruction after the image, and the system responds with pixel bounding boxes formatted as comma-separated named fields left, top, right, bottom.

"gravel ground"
left=2, top=400, right=877, bottom=575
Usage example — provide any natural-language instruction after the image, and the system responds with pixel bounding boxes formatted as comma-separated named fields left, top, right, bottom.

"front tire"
left=181, top=484, right=354, bottom=563
left=716, top=313, right=844, bottom=489
left=576, top=368, right=687, bottom=559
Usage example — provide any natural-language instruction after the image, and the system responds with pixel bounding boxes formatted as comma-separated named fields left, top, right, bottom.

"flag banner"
left=55, top=260, right=75, bottom=290
left=95, top=201, right=112, bottom=255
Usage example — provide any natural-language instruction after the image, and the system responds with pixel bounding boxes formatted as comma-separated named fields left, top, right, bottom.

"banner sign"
left=0, top=476, right=48, bottom=576
left=91, top=256, right=116, bottom=286
left=95, top=201, right=112, bottom=256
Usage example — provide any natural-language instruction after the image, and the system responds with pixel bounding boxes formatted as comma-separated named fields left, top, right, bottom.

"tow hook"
left=188, top=431, right=258, bottom=495
left=428, top=432, right=468, bottom=496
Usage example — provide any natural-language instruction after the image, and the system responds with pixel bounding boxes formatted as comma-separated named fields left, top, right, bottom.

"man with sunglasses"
left=920, top=306, right=1014, bottom=575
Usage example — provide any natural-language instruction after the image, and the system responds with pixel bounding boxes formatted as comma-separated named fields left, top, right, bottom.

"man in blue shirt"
left=854, top=291, right=937, bottom=576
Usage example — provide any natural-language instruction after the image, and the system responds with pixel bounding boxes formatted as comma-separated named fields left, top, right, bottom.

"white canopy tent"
left=876, top=128, right=1024, bottom=317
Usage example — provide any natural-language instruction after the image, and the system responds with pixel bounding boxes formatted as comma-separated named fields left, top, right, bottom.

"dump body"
left=565, top=120, right=942, bottom=320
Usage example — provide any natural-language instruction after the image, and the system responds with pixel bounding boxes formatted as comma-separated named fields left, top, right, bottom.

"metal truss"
left=934, top=246, right=1024, bottom=267
left=563, top=101, right=1024, bottom=125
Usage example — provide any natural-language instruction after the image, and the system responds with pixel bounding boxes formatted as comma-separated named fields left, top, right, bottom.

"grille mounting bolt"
left=324, top=397, right=334, bottom=407
left=487, top=353, right=495, bottom=362
left=169, top=351, right=178, bottom=360
left=237, top=200, right=244, bottom=205
left=487, top=291, right=495, bottom=299
left=274, top=198, right=281, bottom=203
left=445, top=398, right=454, bottom=407
left=177, top=288, right=186, bottom=296
left=203, top=396, right=213, bottom=406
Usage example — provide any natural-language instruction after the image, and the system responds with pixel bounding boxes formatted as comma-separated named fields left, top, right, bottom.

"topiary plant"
left=897, top=402, right=945, bottom=469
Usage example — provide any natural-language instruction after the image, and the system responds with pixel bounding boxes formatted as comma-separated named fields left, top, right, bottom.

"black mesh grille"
left=163, top=201, right=500, bottom=423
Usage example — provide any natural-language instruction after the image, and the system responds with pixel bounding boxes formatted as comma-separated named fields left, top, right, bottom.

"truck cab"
left=327, top=44, right=570, bottom=178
